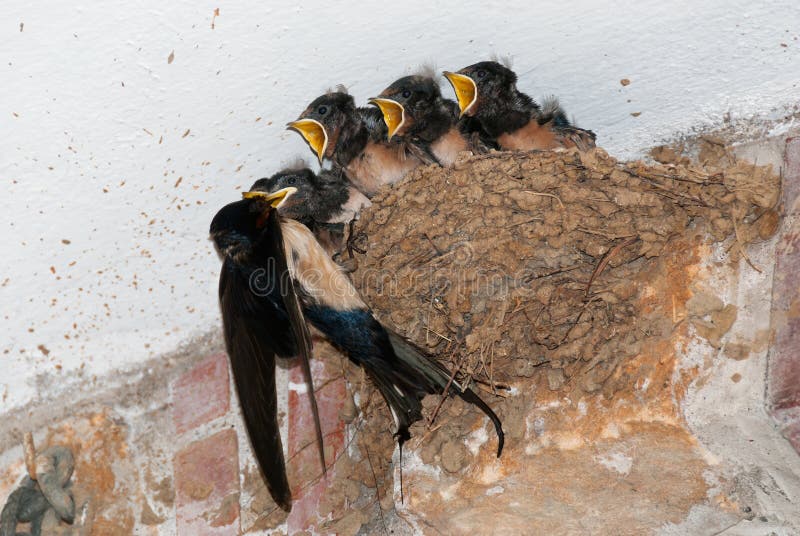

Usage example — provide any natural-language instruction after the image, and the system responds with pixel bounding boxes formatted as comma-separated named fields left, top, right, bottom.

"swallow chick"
left=211, top=188, right=505, bottom=507
left=287, top=90, right=430, bottom=198
left=249, top=165, right=371, bottom=257
left=369, top=73, right=475, bottom=166
left=444, top=60, right=596, bottom=152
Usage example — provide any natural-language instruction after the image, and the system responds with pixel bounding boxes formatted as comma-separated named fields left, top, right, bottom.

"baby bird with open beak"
left=249, top=165, right=370, bottom=258
left=369, top=72, right=495, bottom=166
left=444, top=60, right=596, bottom=152
left=287, top=90, right=430, bottom=198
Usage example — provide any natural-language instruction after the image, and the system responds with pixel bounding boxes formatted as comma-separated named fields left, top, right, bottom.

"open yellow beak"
left=443, top=71, right=478, bottom=117
left=369, top=98, right=406, bottom=140
left=286, top=119, right=328, bottom=164
left=242, top=186, right=298, bottom=209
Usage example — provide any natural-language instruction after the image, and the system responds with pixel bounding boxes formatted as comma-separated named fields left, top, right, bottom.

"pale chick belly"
left=345, top=142, right=421, bottom=198
left=497, top=120, right=562, bottom=151
left=431, top=128, right=469, bottom=166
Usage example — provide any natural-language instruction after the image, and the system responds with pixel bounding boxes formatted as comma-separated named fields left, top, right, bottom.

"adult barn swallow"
left=444, top=61, right=596, bottom=152
left=211, top=187, right=325, bottom=512
left=211, top=188, right=505, bottom=507
left=250, top=166, right=371, bottom=256
left=369, top=74, right=473, bottom=166
left=287, top=90, right=430, bottom=197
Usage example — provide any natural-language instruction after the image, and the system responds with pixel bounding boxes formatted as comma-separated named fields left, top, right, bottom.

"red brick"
left=286, top=353, right=347, bottom=533
left=786, top=420, right=800, bottom=454
left=173, top=353, right=230, bottom=434
left=768, top=137, right=800, bottom=456
left=175, top=429, right=241, bottom=535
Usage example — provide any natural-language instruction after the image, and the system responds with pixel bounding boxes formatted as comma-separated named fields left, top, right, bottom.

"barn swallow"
left=249, top=165, right=371, bottom=257
left=444, top=61, right=596, bottom=152
left=211, top=188, right=505, bottom=507
left=211, top=187, right=324, bottom=512
left=287, top=90, right=431, bottom=198
left=369, top=73, right=475, bottom=166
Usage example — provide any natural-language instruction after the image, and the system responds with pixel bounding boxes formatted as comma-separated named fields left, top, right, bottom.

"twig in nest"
left=585, top=236, right=640, bottom=297
left=577, top=227, right=636, bottom=241
left=523, top=190, right=565, bottom=209
left=523, top=263, right=583, bottom=283
left=732, top=218, right=763, bottom=273
left=424, top=326, right=452, bottom=342
left=474, top=384, right=510, bottom=398
left=425, top=294, right=434, bottom=346
left=510, top=217, right=544, bottom=228
left=490, top=342, right=495, bottom=394
left=416, top=422, right=446, bottom=452
left=472, top=378, right=511, bottom=391
left=422, top=232, right=443, bottom=256
left=427, top=356, right=465, bottom=428
left=558, top=297, right=601, bottom=346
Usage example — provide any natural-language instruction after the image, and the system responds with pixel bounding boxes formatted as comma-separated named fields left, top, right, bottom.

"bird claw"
left=347, top=235, right=367, bottom=256
left=346, top=220, right=368, bottom=258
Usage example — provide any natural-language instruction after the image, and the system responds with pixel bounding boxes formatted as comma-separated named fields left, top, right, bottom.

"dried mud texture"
left=329, top=144, right=781, bottom=534
left=353, top=146, right=780, bottom=399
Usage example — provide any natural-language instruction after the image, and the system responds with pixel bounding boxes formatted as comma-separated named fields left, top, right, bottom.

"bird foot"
left=345, top=220, right=368, bottom=258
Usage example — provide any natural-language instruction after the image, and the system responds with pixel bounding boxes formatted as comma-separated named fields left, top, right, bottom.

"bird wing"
left=405, top=141, right=441, bottom=166
left=266, top=210, right=327, bottom=478
left=219, top=259, right=293, bottom=511
left=539, top=96, right=597, bottom=151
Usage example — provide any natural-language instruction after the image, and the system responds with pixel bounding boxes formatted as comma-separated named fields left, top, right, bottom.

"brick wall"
left=768, top=137, right=800, bottom=453
left=170, top=345, right=351, bottom=534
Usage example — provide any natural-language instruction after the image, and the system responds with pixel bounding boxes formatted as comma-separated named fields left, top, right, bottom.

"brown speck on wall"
left=182, top=129, right=190, bottom=138
left=168, top=50, right=175, bottom=64
left=620, top=78, right=631, bottom=86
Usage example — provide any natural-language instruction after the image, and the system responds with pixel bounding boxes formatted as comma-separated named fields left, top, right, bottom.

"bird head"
left=444, top=61, right=517, bottom=117
left=249, top=168, right=316, bottom=222
left=210, top=187, right=297, bottom=258
left=369, top=75, right=442, bottom=140
left=288, top=92, right=355, bottom=163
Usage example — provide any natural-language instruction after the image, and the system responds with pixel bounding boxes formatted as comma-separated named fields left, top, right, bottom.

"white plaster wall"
left=2, top=1, right=799, bottom=411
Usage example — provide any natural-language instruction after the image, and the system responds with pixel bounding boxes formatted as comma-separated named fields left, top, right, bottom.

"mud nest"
left=297, top=143, right=781, bottom=534
left=351, top=145, right=780, bottom=400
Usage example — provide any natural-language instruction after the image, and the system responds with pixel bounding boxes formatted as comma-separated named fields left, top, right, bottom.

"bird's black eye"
left=318, top=105, right=328, bottom=115
left=288, top=177, right=296, bottom=185
left=401, top=89, right=412, bottom=99
left=476, top=70, right=486, bottom=79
